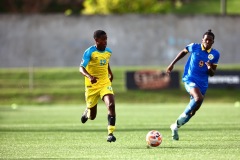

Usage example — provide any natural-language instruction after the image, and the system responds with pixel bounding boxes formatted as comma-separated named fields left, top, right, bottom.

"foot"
left=81, top=109, right=88, bottom=124
left=170, top=123, right=179, bottom=140
left=107, top=133, right=116, bottom=143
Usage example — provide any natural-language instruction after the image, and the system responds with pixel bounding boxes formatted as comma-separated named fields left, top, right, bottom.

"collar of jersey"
left=201, top=44, right=212, bottom=53
left=94, top=45, right=105, bottom=53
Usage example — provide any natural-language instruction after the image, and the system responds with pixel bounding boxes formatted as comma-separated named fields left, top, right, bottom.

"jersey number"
left=199, top=61, right=204, bottom=67
left=100, top=59, right=107, bottom=66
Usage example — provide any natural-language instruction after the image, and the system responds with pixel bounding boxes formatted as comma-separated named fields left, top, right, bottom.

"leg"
left=103, top=94, right=116, bottom=116
left=103, top=94, right=116, bottom=142
left=89, top=105, right=97, bottom=120
left=81, top=105, right=97, bottom=123
left=177, top=87, right=204, bottom=127
left=81, top=87, right=100, bottom=124
left=171, top=83, right=204, bottom=140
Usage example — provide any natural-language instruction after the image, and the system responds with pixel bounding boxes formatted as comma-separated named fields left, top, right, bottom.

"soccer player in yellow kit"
left=79, top=30, right=116, bottom=142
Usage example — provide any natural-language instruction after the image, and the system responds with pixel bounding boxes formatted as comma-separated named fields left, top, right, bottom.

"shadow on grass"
left=0, top=126, right=239, bottom=132
left=128, top=146, right=180, bottom=149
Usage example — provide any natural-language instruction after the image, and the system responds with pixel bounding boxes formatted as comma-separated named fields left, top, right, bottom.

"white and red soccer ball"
left=146, top=130, right=163, bottom=147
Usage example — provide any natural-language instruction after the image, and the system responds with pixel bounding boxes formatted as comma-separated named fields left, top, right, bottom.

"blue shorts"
left=184, top=82, right=207, bottom=96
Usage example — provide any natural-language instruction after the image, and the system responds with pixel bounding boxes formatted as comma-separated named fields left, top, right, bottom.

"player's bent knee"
left=195, top=96, right=204, bottom=104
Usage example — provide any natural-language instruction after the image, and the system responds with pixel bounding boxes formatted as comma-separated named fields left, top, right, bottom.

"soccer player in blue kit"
left=166, top=29, right=220, bottom=140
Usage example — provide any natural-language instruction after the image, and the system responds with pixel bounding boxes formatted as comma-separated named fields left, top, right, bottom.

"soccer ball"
left=146, top=130, right=162, bottom=147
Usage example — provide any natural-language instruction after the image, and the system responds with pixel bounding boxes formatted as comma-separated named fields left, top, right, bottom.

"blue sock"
left=184, top=97, right=198, bottom=115
left=177, top=98, right=198, bottom=127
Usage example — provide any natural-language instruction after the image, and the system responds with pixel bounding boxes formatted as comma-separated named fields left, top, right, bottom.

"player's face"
left=95, top=34, right=107, bottom=51
left=202, top=35, right=214, bottom=50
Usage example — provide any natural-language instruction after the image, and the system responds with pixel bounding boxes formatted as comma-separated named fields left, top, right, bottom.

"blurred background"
left=0, top=0, right=240, bottom=105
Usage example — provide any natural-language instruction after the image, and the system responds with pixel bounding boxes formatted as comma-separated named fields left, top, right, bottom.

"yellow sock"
left=108, top=125, right=115, bottom=134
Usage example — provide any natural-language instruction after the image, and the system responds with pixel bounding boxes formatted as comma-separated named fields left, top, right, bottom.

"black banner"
left=209, top=70, right=240, bottom=89
left=126, top=70, right=180, bottom=90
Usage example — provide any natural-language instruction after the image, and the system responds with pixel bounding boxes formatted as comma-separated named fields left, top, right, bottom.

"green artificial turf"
left=0, top=103, right=239, bottom=159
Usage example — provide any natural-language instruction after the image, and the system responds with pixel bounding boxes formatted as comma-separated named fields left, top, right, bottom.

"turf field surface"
left=0, top=103, right=239, bottom=159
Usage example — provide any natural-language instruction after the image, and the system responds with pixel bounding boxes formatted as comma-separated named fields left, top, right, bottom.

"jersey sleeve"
left=105, top=47, right=112, bottom=54
left=80, top=48, right=92, bottom=68
left=185, top=43, right=195, bottom=53
left=211, top=50, right=220, bottom=65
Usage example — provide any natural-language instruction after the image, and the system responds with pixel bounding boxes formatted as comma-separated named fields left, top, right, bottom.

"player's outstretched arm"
left=166, top=49, right=188, bottom=74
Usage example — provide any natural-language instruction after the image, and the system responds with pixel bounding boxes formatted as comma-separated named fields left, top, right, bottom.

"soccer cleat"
left=107, top=133, right=116, bottom=143
left=170, top=123, right=179, bottom=141
left=81, top=109, right=88, bottom=124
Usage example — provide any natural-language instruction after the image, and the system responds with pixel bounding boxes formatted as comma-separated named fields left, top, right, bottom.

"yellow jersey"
left=80, top=45, right=112, bottom=88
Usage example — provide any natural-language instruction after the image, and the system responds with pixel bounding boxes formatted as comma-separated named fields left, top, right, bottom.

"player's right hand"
left=166, top=64, right=174, bottom=75
left=89, top=76, right=98, bottom=84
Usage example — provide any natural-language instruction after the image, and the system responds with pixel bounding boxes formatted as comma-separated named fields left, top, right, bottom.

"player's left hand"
left=205, top=61, right=212, bottom=69
left=109, top=75, right=113, bottom=82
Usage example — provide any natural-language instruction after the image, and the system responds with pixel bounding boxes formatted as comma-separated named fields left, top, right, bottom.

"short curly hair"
left=203, top=29, right=215, bottom=40
left=93, top=30, right=106, bottom=39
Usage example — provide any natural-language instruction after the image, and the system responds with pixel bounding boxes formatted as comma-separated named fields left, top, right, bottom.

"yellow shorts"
left=85, top=84, right=114, bottom=108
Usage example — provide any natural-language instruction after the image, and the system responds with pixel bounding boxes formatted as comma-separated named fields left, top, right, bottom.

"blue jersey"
left=182, top=43, right=220, bottom=90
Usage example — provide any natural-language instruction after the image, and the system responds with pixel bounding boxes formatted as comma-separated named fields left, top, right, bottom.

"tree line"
left=0, top=0, right=192, bottom=14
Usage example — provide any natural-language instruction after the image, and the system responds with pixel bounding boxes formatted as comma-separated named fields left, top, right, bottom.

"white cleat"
left=170, top=123, right=179, bottom=141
